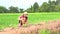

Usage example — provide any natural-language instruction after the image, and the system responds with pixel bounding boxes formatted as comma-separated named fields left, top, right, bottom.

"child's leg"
left=19, top=20, right=20, bottom=23
left=19, top=20, right=23, bottom=27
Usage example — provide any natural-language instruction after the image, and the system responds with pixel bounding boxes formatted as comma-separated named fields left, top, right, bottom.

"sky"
left=0, top=0, right=49, bottom=10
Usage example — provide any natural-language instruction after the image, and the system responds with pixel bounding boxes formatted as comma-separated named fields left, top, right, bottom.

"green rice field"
left=0, top=12, right=60, bottom=30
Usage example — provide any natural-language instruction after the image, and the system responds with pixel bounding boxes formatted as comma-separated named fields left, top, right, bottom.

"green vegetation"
left=39, top=29, right=51, bottom=34
left=0, top=0, right=60, bottom=13
left=0, top=12, right=60, bottom=30
left=0, top=0, right=60, bottom=34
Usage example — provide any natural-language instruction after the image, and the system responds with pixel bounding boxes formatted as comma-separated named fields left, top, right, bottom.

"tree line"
left=0, top=0, right=60, bottom=13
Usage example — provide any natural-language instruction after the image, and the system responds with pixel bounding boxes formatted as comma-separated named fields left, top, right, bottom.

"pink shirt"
left=20, top=15, right=28, bottom=22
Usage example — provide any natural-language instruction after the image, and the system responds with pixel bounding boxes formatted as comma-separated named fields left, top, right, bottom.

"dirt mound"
left=0, top=19, right=60, bottom=34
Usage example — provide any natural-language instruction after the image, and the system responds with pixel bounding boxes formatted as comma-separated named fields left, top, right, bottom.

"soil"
left=0, top=19, right=60, bottom=34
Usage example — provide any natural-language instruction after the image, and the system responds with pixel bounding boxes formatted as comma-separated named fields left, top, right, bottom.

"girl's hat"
left=23, top=12, right=28, bottom=15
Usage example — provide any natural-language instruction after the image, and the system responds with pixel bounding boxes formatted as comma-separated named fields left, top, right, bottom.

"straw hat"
left=23, top=12, right=28, bottom=15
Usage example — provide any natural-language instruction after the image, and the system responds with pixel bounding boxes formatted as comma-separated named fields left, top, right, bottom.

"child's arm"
left=18, top=16, right=20, bottom=20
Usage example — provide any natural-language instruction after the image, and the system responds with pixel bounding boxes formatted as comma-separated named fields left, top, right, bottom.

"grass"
left=38, top=29, right=51, bottom=34
left=0, top=12, right=60, bottom=30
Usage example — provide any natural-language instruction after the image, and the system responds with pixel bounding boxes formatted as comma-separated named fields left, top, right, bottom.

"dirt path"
left=0, top=19, right=60, bottom=34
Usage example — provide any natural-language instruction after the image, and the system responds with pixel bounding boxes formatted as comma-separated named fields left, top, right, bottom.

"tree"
left=23, top=0, right=60, bottom=12
left=24, top=8, right=32, bottom=13
left=40, top=2, right=49, bottom=12
left=9, top=6, right=19, bottom=13
left=33, top=2, right=39, bottom=12
left=54, top=4, right=60, bottom=12
left=30, top=5, right=33, bottom=12
left=24, top=5, right=34, bottom=13
left=0, top=6, right=8, bottom=13
left=48, top=0, right=56, bottom=12
left=48, top=0, right=52, bottom=4
left=56, top=0, right=60, bottom=5
left=20, top=9, right=24, bottom=13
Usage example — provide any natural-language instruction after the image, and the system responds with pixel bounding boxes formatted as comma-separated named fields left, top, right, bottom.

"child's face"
left=24, top=14, right=28, bottom=17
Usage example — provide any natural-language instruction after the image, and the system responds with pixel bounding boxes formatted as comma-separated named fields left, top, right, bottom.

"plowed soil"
left=0, top=19, right=60, bottom=34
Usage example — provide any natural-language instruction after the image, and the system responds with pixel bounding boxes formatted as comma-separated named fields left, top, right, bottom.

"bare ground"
left=0, top=19, right=60, bottom=34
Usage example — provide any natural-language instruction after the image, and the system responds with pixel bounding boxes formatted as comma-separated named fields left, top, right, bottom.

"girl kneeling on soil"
left=18, top=12, right=28, bottom=27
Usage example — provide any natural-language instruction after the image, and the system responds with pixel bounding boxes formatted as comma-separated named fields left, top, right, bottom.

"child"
left=18, top=12, right=28, bottom=27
